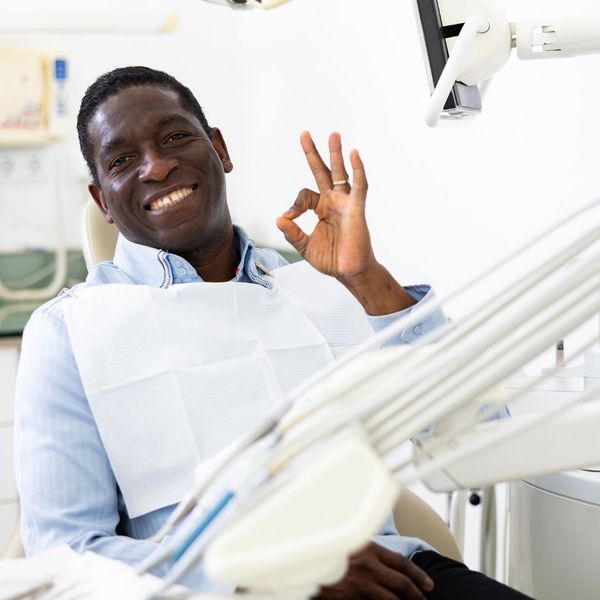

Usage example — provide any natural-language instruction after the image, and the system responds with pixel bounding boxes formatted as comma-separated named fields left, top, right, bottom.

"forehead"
left=88, top=85, right=200, bottom=151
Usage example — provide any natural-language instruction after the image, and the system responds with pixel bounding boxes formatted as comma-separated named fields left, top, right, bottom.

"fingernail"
left=423, top=577, right=434, bottom=591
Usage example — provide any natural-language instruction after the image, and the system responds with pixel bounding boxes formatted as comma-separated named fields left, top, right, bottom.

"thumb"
left=276, top=216, right=308, bottom=256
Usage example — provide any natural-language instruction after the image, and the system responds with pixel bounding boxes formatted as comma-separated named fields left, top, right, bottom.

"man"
left=15, top=66, right=530, bottom=599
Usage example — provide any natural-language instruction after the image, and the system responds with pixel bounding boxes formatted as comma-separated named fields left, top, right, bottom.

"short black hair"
left=77, top=66, right=212, bottom=184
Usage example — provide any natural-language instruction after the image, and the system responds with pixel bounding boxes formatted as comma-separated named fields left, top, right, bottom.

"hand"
left=312, top=543, right=434, bottom=600
left=276, top=131, right=375, bottom=281
left=276, top=131, right=416, bottom=316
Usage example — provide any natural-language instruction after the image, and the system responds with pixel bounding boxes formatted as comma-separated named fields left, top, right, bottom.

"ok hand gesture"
left=276, top=131, right=375, bottom=281
left=276, top=132, right=416, bottom=316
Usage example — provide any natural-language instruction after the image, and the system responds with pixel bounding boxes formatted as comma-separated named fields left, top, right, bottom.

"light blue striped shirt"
left=14, top=227, right=445, bottom=590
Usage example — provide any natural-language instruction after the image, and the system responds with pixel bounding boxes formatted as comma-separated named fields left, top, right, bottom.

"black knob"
left=469, top=491, right=481, bottom=506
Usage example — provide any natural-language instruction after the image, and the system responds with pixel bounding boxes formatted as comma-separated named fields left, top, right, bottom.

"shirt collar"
left=112, top=225, right=256, bottom=288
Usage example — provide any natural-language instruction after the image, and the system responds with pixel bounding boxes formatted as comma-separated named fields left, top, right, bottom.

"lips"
left=146, top=184, right=197, bottom=212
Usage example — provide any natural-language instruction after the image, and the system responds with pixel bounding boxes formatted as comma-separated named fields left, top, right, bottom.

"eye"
left=165, top=131, right=190, bottom=143
left=109, top=155, right=134, bottom=170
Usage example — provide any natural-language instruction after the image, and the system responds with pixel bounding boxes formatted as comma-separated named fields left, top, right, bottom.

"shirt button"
left=178, top=268, right=186, bottom=276
left=413, top=324, right=423, bottom=335
left=174, top=259, right=183, bottom=267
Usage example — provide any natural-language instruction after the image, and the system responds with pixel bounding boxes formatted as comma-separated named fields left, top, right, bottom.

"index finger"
left=300, top=131, right=332, bottom=194
left=373, top=544, right=434, bottom=592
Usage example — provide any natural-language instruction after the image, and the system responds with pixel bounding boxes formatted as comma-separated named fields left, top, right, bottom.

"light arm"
left=516, top=17, right=600, bottom=60
left=418, top=0, right=600, bottom=125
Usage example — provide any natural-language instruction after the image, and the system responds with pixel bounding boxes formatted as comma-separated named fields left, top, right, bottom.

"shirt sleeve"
left=366, top=285, right=447, bottom=346
left=365, top=286, right=447, bottom=557
left=371, top=513, right=433, bottom=558
left=13, top=305, right=215, bottom=589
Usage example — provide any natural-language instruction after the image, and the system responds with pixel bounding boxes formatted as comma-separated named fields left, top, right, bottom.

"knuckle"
left=396, top=578, right=423, bottom=600
left=353, top=557, right=374, bottom=574
left=397, top=577, right=411, bottom=591
left=355, top=559, right=370, bottom=573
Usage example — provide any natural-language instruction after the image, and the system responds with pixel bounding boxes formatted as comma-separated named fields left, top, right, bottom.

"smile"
left=148, top=186, right=194, bottom=212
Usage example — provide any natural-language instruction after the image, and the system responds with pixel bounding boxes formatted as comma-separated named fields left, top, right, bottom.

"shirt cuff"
left=366, top=285, right=447, bottom=346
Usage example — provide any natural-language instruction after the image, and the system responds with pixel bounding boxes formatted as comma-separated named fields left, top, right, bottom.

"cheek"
left=109, top=173, right=134, bottom=196
left=187, top=146, right=225, bottom=174
left=101, top=178, right=134, bottom=215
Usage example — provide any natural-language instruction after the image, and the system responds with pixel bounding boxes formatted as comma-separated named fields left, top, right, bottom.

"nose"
left=139, top=147, right=179, bottom=182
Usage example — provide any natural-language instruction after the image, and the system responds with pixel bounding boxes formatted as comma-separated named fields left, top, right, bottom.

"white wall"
left=2, top=0, right=600, bottom=295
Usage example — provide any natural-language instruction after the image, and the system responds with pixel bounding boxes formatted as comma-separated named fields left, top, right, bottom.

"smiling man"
left=14, top=67, right=531, bottom=599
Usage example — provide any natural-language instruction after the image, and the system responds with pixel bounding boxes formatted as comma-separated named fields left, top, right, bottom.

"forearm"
left=70, top=528, right=221, bottom=591
left=68, top=529, right=160, bottom=568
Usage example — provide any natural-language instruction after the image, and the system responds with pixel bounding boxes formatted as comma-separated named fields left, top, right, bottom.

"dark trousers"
left=412, top=551, right=535, bottom=599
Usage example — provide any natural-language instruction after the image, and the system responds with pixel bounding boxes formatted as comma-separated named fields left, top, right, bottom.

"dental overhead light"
left=414, top=0, right=600, bottom=126
left=202, top=0, right=292, bottom=9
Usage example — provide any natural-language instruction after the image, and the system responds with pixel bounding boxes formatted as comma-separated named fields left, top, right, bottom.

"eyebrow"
left=99, top=134, right=127, bottom=158
left=156, top=113, right=196, bottom=129
left=99, top=114, right=196, bottom=158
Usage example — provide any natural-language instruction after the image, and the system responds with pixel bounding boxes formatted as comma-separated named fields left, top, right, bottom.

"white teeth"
left=149, top=187, right=193, bottom=211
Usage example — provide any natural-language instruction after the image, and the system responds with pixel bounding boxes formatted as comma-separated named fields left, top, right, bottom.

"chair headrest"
left=81, top=200, right=119, bottom=272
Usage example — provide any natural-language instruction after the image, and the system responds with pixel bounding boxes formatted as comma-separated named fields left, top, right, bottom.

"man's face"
left=87, top=85, right=233, bottom=253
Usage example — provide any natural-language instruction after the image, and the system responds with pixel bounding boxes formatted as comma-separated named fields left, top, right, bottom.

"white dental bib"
left=63, top=261, right=373, bottom=518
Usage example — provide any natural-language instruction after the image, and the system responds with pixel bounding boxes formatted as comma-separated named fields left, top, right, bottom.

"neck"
left=179, top=226, right=239, bottom=282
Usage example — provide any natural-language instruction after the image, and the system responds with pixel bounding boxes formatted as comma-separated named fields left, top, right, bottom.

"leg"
left=412, top=551, right=534, bottom=599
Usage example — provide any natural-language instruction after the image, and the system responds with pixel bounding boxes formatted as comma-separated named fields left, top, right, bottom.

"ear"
left=88, top=184, right=114, bottom=224
left=210, top=128, right=233, bottom=173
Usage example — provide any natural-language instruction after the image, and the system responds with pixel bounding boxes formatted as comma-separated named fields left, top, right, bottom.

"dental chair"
left=81, top=197, right=120, bottom=267
left=0, top=518, right=24, bottom=560
left=0, top=201, right=462, bottom=565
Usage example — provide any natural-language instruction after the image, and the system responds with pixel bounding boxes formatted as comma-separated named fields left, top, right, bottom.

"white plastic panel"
left=526, top=470, right=600, bottom=506
left=205, top=435, right=398, bottom=590
left=507, top=479, right=600, bottom=599
left=0, top=426, right=17, bottom=500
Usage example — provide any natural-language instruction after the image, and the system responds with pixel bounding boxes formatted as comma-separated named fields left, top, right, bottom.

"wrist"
left=338, top=263, right=417, bottom=316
